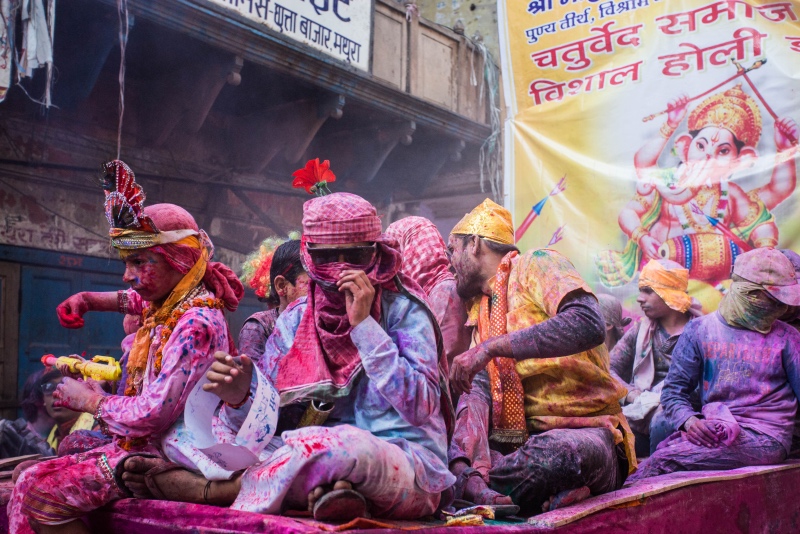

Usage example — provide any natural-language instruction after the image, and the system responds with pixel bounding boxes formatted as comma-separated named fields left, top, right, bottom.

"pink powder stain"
left=263, top=455, right=291, bottom=478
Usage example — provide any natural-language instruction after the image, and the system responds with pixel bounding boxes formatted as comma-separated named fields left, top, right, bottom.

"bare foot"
left=121, top=456, right=208, bottom=502
left=464, top=475, right=513, bottom=506
left=542, top=486, right=591, bottom=512
left=308, top=480, right=353, bottom=512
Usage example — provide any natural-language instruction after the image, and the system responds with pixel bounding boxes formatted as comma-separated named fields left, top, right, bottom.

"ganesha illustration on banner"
left=597, top=83, right=798, bottom=301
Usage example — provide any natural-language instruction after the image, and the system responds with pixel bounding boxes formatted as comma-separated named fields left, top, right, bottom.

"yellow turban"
left=451, top=198, right=514, bottom=245
left=639, top=259, right=692, bottom=313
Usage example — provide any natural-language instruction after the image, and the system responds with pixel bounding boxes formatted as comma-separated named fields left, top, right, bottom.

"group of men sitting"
left=7, top=159, right=800, bottom=534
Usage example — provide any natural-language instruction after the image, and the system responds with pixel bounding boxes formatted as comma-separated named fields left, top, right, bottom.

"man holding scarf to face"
left=630, top=248, right=800, bottom=480
left=167, top=192, right=453, bottom=522
left=9, top=161, right=243, bottom=534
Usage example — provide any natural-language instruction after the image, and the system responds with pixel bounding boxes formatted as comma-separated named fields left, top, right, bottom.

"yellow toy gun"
left=41, top=354, right=122, bottom=382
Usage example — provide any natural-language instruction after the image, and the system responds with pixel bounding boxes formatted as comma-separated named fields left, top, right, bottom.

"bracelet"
left=630, top=226, right=650, bottom=245
left=204, top=480, right=214, bottom=505
left=225, top=392, right=250, bottom=410
left=659, top=122, right=676, bottom=139
left=95, top=397, right=110, bottom=436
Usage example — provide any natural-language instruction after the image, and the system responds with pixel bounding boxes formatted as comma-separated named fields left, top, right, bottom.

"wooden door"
left=0, top=262, right=20, bottom=419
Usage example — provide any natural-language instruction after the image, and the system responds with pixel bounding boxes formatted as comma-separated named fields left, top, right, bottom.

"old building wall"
left=415, top=0, right=500, bottom=62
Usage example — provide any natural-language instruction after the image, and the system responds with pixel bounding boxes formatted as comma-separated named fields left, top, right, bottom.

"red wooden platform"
left=3, top=461, right=800, bottom=533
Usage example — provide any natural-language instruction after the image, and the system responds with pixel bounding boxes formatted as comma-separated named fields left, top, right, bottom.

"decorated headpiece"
left=101, top=160, right=200, bottom=249
left=240, top=232, right=301, bottom=299
left=687, top=84, right=762, bottom=148
left=451, top=198, right=515, bottom=245
left=639, top=259, right=692, bottom=313
left=292, top=158, right=336, bottom=197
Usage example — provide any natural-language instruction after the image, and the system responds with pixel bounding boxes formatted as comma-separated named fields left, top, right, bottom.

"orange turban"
left=639, top=259, right=692, bottom=313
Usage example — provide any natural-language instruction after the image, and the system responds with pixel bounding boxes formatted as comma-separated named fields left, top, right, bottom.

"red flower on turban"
left=292, top=158, right=336, bottom=195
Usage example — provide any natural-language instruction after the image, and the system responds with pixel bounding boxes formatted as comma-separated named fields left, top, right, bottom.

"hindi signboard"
left=499, top=0, right=800, bottom=314
left=208, top=0, right=371, bottom=71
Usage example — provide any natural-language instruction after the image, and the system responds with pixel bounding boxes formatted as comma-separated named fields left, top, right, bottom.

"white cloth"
left=233, top=425, right=441, bottom=518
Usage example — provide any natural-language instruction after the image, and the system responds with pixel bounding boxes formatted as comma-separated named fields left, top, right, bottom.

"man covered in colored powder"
left=238, top=237, right=308, bottom=361
left=610, top=259, right=701, bottom=456
left=630, top=248, right=800, bottom=480
left=446, top=199, right=636, bottom=515
left=122, top=192, right=454, bottom=522
left=597, top=294, right=632, bottom=353
left=598, top=85, right=798, bottom=290
left=8, top=160, right=243, bottom=534
left=386, top=216, right=471, bottom=376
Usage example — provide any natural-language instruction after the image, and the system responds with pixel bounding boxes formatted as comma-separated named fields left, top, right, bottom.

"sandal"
left=115, top=453, right=185, bottom=500
left=452, top=467, right=484, bottom=501
left=312, top=488, right=368, bottom=522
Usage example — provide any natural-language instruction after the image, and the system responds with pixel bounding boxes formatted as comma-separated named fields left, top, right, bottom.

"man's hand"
left=54, top=354, right=86, bottom=380
left=203, top=351, right=253, bottom=406
left=57, top=293, right=90, bottom=329
left=337, top=270, right=375, bottom=327
left=666, top=94, right=689, bottom=129
left=684, top=416, right=721, bottom=448
left=53, top=377, right=105, bottom=413
left=450, top=344, right=493, bottom=396
left=625, top=388, right=642, bottom=405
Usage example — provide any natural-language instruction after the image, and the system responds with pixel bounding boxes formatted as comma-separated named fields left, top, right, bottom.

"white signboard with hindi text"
left=208, top=0, right=371, bottom=71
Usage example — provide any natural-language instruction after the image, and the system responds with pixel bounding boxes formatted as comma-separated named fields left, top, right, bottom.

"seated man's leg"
left=233, top=425, right=440, bottom=519
left=648, top=407, right=674, bottom=456
left=630, top=428, right=786, bottom=481
left=9, top=446, right=128, bottom=534
left=488, top=427, right=623, bottom=515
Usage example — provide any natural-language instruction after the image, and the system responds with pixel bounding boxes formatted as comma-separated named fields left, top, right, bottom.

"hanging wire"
left=116, top=0, right=129, bottom=159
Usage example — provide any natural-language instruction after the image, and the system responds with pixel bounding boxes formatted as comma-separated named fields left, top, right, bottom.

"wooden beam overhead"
left=94, top=0, right=491, bottom=145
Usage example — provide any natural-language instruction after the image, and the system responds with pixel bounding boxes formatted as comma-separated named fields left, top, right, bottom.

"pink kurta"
left=9, top=289, right=230, bottom=533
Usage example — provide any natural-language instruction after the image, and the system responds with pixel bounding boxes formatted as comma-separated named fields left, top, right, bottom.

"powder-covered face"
left=448, top=234, right=483, bottom=300
left=122, top=250, right=184, bottom=303
left=43, top=377, right=80, bottom=424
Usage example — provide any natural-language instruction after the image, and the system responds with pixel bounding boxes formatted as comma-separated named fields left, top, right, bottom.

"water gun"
left=41, top=354, right=122, bottom=382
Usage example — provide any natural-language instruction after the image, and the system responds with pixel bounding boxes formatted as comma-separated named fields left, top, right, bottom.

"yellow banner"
left=499, top=0, right=800, bottom=312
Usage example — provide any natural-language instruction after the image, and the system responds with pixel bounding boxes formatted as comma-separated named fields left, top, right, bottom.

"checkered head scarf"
left=277, top=193, right=428, bottom=403
left=386, top=216, right=454, bottom=297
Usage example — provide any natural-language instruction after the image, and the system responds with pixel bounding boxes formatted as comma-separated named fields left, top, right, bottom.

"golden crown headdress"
left=687, top=84, right=762, bottom=148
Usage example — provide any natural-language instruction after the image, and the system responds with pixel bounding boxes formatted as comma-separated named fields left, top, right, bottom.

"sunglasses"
left=40, top=382, right=59, bottom=395
left=308, top=244, right=377, bottom=266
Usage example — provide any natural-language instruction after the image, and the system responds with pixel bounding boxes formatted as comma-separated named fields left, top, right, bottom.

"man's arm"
left=782, top=328, right=800, bottom=404
left=487, top=290, right=605, bottom=361
left=660, top=322, right=704, bottom=430
left=609, top=321, right=639, bottom=386
left=351, top=295, right=441, bottom=426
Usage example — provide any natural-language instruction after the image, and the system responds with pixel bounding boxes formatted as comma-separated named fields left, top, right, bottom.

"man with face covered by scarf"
left=630, top=248, right=800, bottom=480
left=138, top=192, right=454, bottom=522
left=8, top=161, right=243, bottom=534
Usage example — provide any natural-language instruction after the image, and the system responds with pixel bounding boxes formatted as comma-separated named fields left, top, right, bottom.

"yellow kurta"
left=472, top=249, right=637, bottom=472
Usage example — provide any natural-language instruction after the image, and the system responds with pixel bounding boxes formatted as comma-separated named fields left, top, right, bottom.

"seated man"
left=610, top=259, right=700, bottom=456
left=8, top=161, right=243, bottom=534
left=598, top=294, right=631, bottom=352
left=447, top=199, right=635, bottom=515
left=122, top=192, right=453, bottom=522
left=0, top=370, right=56, bottom=459
left=386, top=216, right=471, bottom=375
left=630, top=248, right=800, bottom=480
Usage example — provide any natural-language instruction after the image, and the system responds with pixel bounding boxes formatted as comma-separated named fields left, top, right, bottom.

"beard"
left=455, top=265, right=484, bottom=300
